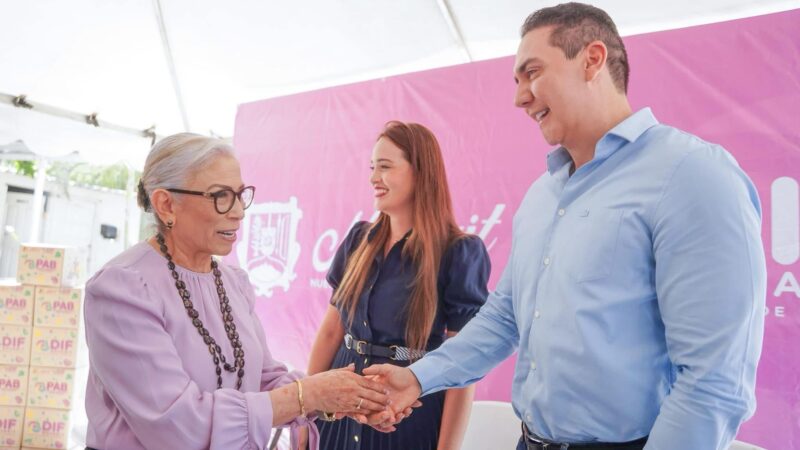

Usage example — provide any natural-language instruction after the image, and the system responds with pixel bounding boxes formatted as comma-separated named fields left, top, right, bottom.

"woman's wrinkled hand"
left=303, top=364, right=391, bottom=414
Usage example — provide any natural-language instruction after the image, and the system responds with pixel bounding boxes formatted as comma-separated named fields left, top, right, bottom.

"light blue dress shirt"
left=410, top=108, right=766, bottom=449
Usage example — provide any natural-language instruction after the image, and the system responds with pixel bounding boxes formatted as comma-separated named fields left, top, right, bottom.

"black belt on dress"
left=344, top=333, right=426, bottom=361
left=521, top=423, right=648, bottom=450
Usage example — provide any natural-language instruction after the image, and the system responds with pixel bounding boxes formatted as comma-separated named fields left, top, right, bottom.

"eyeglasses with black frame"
left=166, top=186, right=256, bottom=214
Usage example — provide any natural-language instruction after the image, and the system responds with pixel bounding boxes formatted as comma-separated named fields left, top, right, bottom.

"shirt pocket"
left=567, top=208, right=624, bottom=282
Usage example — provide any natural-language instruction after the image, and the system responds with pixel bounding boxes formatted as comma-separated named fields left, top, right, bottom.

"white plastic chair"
left=729, top=440, right=766, bottom=450
left=462, top=400, right=521, bottom=450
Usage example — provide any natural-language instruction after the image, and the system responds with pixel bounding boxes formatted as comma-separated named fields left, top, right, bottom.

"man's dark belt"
left=344, top=333, right=426, bottom=361
left=522, top=423, right=647, bottom=450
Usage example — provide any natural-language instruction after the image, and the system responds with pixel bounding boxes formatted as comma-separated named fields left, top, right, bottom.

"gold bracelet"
left=294, top=380, right=306, bottom=417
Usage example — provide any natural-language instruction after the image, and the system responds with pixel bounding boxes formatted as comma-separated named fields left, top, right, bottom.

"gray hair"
left=137, top=133, right=235, bottom=218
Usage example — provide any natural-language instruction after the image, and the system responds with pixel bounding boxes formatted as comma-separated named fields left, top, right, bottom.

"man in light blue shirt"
left=363, top=3, right=766, bottom=450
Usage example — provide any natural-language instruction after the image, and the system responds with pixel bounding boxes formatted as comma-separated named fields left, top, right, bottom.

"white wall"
left=0, top=169, right=141, bottom=280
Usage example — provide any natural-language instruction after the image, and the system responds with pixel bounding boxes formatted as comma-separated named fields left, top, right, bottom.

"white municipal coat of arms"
left=236, top=197, right=303, bottom=297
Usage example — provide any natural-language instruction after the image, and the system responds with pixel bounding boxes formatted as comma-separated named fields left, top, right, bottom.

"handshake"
left=303, top=363, right=423, bottom=432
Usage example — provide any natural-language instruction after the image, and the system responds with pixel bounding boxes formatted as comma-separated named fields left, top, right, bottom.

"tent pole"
left=436, top=0, right=473, bottom=62
left=0, top=92, right=157, bottom=142
left=152, top=0, right=191, bottom=131
left=30, top=157, right=48, bottom=243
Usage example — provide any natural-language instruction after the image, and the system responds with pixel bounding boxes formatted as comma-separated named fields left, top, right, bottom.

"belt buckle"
left=389, top=345, right=398, bottom=360
left=355, top=340, right=367, bottom=355
left=344, top=334, right=353, bottom=349
left=523, top=424, right=569, bottom=450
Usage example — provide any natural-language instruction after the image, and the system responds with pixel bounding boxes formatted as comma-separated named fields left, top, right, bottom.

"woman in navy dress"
left=307, top=121, right=491, bottom=450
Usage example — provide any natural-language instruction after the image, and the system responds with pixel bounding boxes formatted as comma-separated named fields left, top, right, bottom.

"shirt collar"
left=546, top=147, right=573, bottom=174
left=366, top=220, right=412, bottom=243
left=604, top=107, right=658, bottom=144
left=546, top=107, right=659, bottom=174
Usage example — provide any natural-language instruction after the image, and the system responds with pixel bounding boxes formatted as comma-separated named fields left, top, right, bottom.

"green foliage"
left=1, top=159, right=140, bottom=190
left=63, top=162, right=139, bottom=191
left=8, top=160, right=36, bottom=176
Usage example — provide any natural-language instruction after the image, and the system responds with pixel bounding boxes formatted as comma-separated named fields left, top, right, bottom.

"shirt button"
left=543, top=257, right=551, bottom=266
left=354, top=435, right=359, bottom=442
left=363, top=321, right=367, bottom=327
left=526, top=414, right=532, bottom=421
left=534, top=310, right=540, bottom=318
left=557, top=208, right=565, bottom=216
left=364, top=358, right=369, bottom=365
left=531, top=362, right=537, bottom=371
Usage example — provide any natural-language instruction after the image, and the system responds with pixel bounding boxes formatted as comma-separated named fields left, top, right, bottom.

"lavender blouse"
left=84, top=242, right=318, bottom=449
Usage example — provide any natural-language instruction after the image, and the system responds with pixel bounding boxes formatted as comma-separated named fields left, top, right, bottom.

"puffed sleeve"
left=84, top=264, right=312, bottom=450
left=232, top=266, right=319, bottom=449
left=440, top=235, right=491, bottom=331
left=326, top=221, right=370, bottom=293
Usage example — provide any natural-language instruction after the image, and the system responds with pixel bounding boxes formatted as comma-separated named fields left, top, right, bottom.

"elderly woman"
left=83, top=133, right=391, bottom=450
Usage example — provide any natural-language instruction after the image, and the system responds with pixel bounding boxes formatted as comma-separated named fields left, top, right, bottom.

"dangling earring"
left=166, top=220, right=174, bottom=229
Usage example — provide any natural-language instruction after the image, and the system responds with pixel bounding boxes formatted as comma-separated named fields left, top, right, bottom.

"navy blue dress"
left=318, top=221, right=491, bottom=450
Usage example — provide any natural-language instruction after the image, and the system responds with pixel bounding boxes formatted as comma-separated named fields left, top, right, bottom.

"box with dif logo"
left=16, top=244, right=84, bottom=288
left=22, top=407, right=70, bottom=449
left=0, top=405, right=24, bottom=448
left=30, top=328, right=78, bottom=369
left=33, top=287, right=82, bottom=329
left=0, top=366, right=28, bottom=407
left=0, top=325, right=31, bottom=366
left=25, top=367, right=74, bottom=410
left=0, top=283, right=34, bottom=326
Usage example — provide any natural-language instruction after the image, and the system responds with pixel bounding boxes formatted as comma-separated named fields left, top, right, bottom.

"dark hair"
left=521, top=2, right=629, bottom=93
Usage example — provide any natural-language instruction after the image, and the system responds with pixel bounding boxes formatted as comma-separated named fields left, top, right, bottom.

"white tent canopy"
left=1, top=0, right=796, bottom=169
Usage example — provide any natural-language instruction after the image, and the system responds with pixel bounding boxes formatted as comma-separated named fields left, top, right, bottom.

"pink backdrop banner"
left=232, top=9, right=800, bottom=449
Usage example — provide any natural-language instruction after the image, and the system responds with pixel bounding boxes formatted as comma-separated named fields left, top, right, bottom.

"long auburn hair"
left=332, top=121, right=463, bottom=354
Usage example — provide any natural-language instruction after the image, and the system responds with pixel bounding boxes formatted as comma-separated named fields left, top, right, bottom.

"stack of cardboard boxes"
left=0, top=245, right=83, bottom=450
